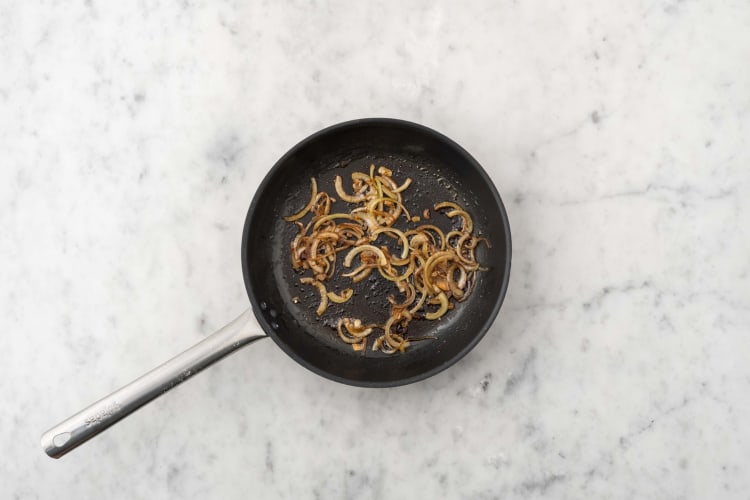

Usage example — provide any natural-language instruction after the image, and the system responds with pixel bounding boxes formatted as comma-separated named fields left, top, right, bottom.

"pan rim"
left=241, top=117, right=512, bottom=387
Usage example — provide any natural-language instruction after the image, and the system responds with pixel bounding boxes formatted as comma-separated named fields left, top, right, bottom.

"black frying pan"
left=41, top=118, right=511, bottom=458
left=243, top=118, right=512, bottom=386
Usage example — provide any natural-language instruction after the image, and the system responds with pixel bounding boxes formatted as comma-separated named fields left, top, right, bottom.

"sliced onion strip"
left=343, top=245, right=388, bottom=268
left=300, top=277, right=328, bottom=316
left=327, top=288, right=353, bottom=303
left=425, top=292, right=449, bottom=320
left=284, top=178, right=318, bottom=222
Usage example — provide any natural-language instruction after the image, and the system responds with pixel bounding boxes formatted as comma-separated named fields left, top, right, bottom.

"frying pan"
left=41, top=118, right=512, bottom=459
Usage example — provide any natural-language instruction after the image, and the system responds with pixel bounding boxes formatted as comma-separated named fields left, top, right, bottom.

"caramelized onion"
left=284, top=178, right=318, bottom=222
left=284, top=166, right=486, bottom=354
left=335, top=175, right=366, bottom=203
left=327, top=288, right=353, bottom=303
left=344, top=245, right=388, bottom=268
left=300, top=277, right=328, bottom=316
left=425, top=292, right=449, bottom=320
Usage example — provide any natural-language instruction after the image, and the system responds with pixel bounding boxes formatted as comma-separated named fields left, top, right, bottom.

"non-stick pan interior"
left=242, top=119, right=511, bottom=386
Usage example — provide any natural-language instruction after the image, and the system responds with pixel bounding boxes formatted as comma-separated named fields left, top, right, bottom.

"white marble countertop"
left=3, top=1, right=749, bottom=498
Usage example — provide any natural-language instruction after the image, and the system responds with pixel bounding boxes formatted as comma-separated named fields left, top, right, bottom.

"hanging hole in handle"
left=53, top=432, right=71, bottom=447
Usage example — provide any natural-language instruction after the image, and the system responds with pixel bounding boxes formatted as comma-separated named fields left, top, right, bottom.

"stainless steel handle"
left=41, top=308, right=265, bottom=459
